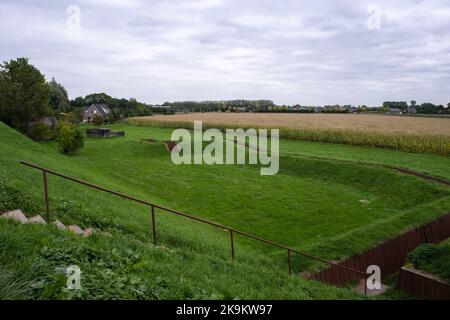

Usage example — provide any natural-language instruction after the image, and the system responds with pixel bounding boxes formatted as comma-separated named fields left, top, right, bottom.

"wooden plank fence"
left=397, top=267, right=450, bottom=300
left=310, top=213, right=450, bottom=289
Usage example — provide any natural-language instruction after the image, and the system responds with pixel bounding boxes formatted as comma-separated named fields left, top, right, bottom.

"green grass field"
left=1, top=122, right=449, bottom=299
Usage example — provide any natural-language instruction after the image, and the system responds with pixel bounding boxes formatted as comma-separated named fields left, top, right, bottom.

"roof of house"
left=83, top=104, right=110, bottom=116
left=389, top=108, right=402, bottom=112
left=95, top=104, right=110, bottom=114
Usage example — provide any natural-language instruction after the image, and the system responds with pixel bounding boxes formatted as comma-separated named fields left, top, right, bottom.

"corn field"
left=127, top=113, right=450, bottom=155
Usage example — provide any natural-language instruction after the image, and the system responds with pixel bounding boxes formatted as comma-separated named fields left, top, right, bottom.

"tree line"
left=70, top=93, right=173, bottom=123
left=0, top=57, right=167, bottom=133
left=0, top=57, right=163, bottom=155
left=164, top=101, right=449, bottom=114
left=0, top=58, right=83, bottom=154
left=382, top=101, right=449, bottom=114
left=163, top=100, right=275, bottom=112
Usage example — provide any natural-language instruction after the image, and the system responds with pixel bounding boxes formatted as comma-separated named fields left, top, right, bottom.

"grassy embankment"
left=1, top=122, right=449, bottom=299
left=0, top=122, right=366, bottom=299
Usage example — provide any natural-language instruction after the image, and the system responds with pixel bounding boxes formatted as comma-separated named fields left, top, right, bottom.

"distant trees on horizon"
left=383, top=101, right=449, bottom=115
left=165, top=100, right=449, bottom=115
left=163, top=100, right=276, bottom=113
left=0, top=57, right=449, bottom=128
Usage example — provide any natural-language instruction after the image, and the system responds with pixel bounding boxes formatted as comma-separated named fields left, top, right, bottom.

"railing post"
left=151, top=205, right=157, bottom=245
left=288, top=249, right=291, bottom=275
left=42, top=170, right=51, bottom=222
left=229, top=230, right=235, bottom=261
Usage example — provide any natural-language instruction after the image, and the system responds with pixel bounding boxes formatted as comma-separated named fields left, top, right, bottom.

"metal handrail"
left=20, top=160, right=369, bottom=288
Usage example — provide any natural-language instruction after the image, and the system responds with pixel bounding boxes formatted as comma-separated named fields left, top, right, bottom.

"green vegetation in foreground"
left=0, top=219, right=361, bottom=300
left=407, top=239, right=450, bottom=282
left=1, top=122, right=449, bottom=299
left=127, top=117, right=450, bottom=156
left=0, top=122, right=363, bottom=299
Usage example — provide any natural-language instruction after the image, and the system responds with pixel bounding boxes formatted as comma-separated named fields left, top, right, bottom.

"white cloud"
left=79, top=0, right=140, bottom=8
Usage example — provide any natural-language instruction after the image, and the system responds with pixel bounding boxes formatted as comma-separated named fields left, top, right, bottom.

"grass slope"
left=0, top=122, right=362, bottom=299
left=280, top=140, right=450, bottom=181
left=1, top=122, right=449, bottom=299
left=3, top=123, right=450, bottom=258
left=126, top=122, right=450, bottom=180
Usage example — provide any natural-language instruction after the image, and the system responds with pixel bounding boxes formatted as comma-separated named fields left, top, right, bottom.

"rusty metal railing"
left=20, top=160, right=369, bottom=293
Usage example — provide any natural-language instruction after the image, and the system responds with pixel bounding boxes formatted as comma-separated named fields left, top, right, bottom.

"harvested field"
left=128, top=114, right=450, bottom=155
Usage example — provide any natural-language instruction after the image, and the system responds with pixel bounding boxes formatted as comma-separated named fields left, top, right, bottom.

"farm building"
left=83, top=104, right=111, bottom=123
left=387, top=108, right=402, bottom=115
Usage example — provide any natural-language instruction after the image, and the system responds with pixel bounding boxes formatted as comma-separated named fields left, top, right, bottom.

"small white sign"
left=366, top=265, right=381, bottom=290
left=66, top=265, right=82, bottom=290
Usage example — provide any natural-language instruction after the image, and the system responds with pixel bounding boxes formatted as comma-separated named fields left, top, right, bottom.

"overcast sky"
left=1, top=0, right=449, bottom=106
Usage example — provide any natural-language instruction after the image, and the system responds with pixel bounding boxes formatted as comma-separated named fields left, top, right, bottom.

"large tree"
left=0, top=58, right=50, bottom=132
left=48, top=77, right=70, bottom=113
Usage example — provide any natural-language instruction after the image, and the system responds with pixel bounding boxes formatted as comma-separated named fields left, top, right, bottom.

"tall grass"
left=0, top=266, right=30, bottom=300
left=127, top=118, right=450, bottom=155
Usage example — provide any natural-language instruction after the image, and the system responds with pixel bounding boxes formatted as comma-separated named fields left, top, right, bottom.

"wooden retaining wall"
left=397, top=267, right=450, bottom=300
left=310, top=212, right=450, bottom=287
left=86, top=128, right=125, bottom=138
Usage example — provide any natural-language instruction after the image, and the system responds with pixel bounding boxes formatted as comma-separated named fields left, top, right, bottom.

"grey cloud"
left=0, top=0, right=449, bottom=105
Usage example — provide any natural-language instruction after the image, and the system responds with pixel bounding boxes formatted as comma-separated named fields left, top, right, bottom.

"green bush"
left=407, top=243, right=442, bottom=265
left=29, top=122, right=52, bottom=141
left=56, top=122, right=84, bottom=155
left=407, top=241, right=450, bottom=280
left=92, top=114, right=105, bottom=126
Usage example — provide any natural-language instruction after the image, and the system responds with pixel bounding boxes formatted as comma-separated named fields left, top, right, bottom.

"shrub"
left=407, top=243, right=442, bottom=265
left=29, top=122, right=52, bottom=141
left=92, top=114, right=104, bottom=126
left=407, top=241, right=450, bottom=280
left=63, top=111, right=83, bottom=125
left=56, top=122, right=84, bottom=155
